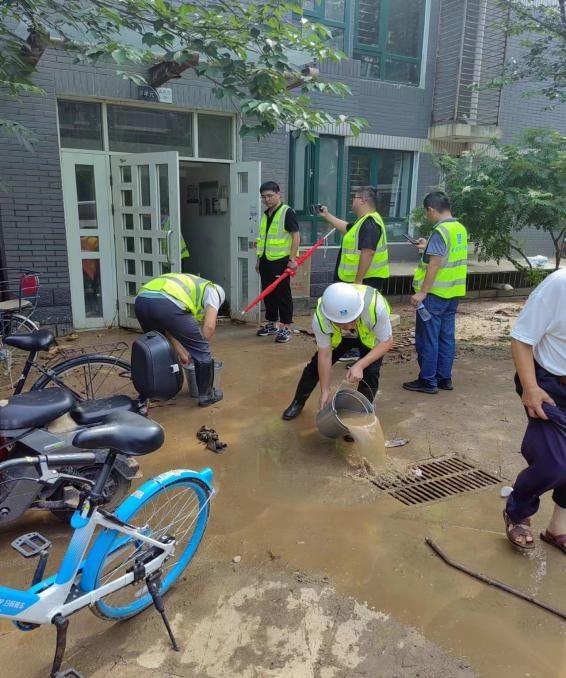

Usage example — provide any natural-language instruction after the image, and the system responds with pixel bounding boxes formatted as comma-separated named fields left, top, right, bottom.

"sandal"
left=540, top=530, right=566, bottom=554
left=503, top=510, right=535, bottom=551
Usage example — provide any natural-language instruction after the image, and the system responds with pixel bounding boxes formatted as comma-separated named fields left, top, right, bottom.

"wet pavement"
left=1, top=302, right=565, bottom=677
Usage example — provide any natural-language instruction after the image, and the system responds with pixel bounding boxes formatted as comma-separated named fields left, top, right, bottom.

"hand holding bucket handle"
left=316, top=382, right=375, bottom=439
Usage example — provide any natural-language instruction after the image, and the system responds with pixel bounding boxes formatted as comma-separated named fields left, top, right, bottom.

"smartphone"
left=310, top=204, right=324, bottom=215
left=403, top=233, right=419, bottom=245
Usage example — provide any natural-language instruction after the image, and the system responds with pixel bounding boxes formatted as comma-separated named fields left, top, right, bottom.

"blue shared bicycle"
left=0, top=410, right=214, bottom=677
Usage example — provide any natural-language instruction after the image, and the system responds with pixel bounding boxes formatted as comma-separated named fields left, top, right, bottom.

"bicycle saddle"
left=73, top=411, right=164, bottom=456
left=0, top=388, right=75, bottom=431
left=70, top=395, right=138, bottom=426
left=4, top=329, right=55, bottom=352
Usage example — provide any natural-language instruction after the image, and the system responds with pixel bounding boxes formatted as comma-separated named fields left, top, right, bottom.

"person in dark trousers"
left=403, top=192, right=468, bottom=394
left=135, top=272, right=225, bottom=407
left=319, top=185, right=389, bottom=362
left=503, top=269, right=566, bottom=553
left=256, top=181, right=300, bottom=344
left=282, top=282, right=393, bottom=421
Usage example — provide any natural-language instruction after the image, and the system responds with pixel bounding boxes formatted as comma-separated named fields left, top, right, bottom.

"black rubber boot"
left=194, top=360, right=223, bottom=407
left=282, top=369, right=317, bottom=420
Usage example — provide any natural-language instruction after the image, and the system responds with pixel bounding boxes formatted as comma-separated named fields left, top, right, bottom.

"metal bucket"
left=184, top=361, right=223, bottom=398
left=315, top=387, right=374, bottom=439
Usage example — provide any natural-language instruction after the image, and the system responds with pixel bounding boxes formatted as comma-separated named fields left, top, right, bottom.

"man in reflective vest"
left=282, top=282, right=394, bottom=421
left=181, top=235, right=190, bottom=272
left=403, top=192, right=468, bottom=394
left=135, top=273, right=225, bottom=407
left=255, top=181, right=300, bottom=344
left=320, top=185, right=389, bottom=290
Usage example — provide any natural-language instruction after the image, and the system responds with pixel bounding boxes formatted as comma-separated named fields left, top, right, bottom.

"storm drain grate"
left=373, top=455, right=501, bottom=506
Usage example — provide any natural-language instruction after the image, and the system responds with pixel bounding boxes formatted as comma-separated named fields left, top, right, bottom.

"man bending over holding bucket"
left=282, top=282, right=394, bottom=420
left=135, top=273, right=225, bottom=407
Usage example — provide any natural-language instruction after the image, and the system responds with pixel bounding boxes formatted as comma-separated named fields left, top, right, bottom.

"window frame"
left=346, top=147, right=414, bottom=241
left=289, top=133, right=344, bottom=245
left=353, top=0, right=426, bottom=86
left=56, top=98, right=236, bottom=162
left=302, top=0, right=351, bottom=53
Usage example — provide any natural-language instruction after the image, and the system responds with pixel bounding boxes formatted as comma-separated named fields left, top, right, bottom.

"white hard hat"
left=214, top=284, right=226, bottom=308
left=320, top=283, right=364, bottom=323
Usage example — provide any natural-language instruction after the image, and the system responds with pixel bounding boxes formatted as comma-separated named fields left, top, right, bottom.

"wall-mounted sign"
left=156, top=87, right=173, bottom=103
left=137, top=85, right=159, bottom=102
left=137, top=86, right=173, bottom=103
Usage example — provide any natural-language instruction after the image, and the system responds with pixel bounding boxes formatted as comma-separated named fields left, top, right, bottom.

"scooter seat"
left=73, top=411, right=164, bottom=456
left=0, top=388, right=75, bottom=431
left=70, top=395, right=139, bottom=426
left=4, top=329, right=56, bottom=352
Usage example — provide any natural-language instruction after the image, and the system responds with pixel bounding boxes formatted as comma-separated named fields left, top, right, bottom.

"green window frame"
left=289, top=134, right=344, bottom=245
left=354, top=0, right=426, bottom=86
left=301, top=0, right=350, bottom=52
left=347, top=147, right=414, bottom=242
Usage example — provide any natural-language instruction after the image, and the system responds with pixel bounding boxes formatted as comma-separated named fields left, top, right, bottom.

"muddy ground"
left=1, top=298, right=565, bottom=677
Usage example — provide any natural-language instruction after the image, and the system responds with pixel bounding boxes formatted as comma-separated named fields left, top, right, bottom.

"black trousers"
left=134, top=296, right=211, bottom=363
left=333, top=272, right=385, bottom=293
left=292, top=338, right=383, bottom=405
left=259, top=256, right=293, bottom=325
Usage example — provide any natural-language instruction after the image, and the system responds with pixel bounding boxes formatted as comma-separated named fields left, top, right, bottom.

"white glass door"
left=229, top=161, right=261, bottom=318
left=61, top=152, right=116, bottom=329
left=111, top=152, right=180, bottom=328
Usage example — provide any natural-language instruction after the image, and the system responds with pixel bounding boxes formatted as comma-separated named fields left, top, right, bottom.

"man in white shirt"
left=282, top=282, right=394, bottom=420
left=503, top=269, right=566, bottom=552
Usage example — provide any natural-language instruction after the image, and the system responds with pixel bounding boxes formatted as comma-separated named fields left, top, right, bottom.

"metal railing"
left=432, top=0, right=509, bottom=128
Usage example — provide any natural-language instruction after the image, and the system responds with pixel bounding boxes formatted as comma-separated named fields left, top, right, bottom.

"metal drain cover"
left=373, top=455, right=501, bottom=506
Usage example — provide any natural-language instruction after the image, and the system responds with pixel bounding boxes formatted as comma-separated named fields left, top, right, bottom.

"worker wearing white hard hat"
left=282, top=282, right=394, bottom=420
left=135, top=273, right=225, bottom=407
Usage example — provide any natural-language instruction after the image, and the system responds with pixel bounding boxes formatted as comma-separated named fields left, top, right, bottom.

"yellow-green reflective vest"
left=413, top=220, right=468, bottom=299
left=337, top=212, right=389, bottom=282
left=256, top=204, right=293, bottom=260
left=139, top=273, right=216, bottom=321
left=181, top=236, right=190, bottom=260
left=315, top=285, right=391, bottom=350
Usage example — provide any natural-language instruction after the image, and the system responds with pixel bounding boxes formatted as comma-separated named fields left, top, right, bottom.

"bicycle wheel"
left=31, top=355, right=138, bottom=401
left=87, top=475, right=211, bottom=620
left=3, top=313, right=38, bottom=335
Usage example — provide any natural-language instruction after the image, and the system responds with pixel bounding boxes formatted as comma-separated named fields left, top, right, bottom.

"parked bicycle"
left=0, top=332, right=182, bottom=524
left=0, top=410, right=214, bottom=677
left=0, top=331, right=203, bottom=676
left=0, top=267, right=40, bottom=334
left=4, top=328, right=139, bottom=402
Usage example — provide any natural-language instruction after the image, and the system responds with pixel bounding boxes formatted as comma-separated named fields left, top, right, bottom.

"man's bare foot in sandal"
left=503, top=510, right=535, bottom=551
left=540, top=505, right=566, bottom=554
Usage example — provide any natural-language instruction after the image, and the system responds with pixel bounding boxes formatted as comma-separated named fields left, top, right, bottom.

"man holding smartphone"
left=319, top=186, right=389, bottom=291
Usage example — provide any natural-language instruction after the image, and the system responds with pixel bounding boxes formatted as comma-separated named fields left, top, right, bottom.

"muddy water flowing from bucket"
left=340, top=411, right=387, bottom=470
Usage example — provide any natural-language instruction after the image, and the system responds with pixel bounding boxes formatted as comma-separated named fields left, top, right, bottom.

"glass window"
left=82, top=260, right=102, bottom=317
left=107, top=105, right=193, bottom=155
left=302, top=0, right=347, bottom=51
left=197, top=114, right=233, bottom=159
left=58, top=101, right=103, bottom=150
left=347, top=148, right=414, bottom=241
left=289, top=134, right=344, bottom=244
left=75, top=165, right=98, bottom=229
left=354, top=0, right=424, bottom=85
